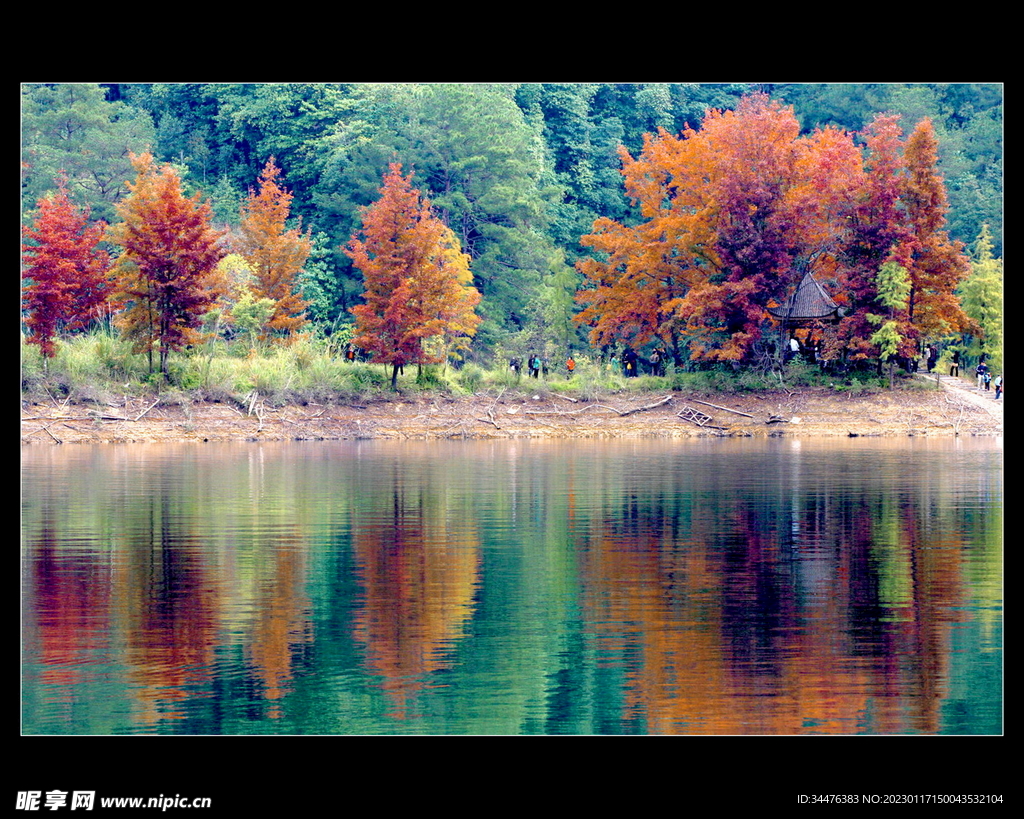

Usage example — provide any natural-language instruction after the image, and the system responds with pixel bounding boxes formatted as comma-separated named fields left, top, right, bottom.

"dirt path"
left=917, top=372, right=1003, bottom=421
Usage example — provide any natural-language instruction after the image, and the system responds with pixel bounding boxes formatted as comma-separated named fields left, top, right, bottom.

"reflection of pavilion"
left=767, top=270, right=843, bottom=363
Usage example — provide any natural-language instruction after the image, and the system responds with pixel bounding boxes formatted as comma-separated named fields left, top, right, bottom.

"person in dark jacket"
left=623, top=348, right=638, bottom=377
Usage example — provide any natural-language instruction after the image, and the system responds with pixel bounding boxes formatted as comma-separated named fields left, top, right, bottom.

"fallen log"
left=525, top=404, right=619, bottom=416
left=527, top=395, right=674, bottom=418
left=689, top=398, right=754, bottom=418
left=617, top=394, right=674, bottom=416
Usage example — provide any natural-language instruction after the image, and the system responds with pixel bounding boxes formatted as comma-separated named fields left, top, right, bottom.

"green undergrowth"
left=22, top=332, right=928, bottom=409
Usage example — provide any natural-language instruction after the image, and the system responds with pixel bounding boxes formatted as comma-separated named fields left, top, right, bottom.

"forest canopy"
left=21, top=82, right=1003, bottom=378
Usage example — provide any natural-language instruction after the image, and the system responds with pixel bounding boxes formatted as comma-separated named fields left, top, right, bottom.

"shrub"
left=454, top=362, right=485, bottom=393
left=346, top=363, right=388, bottom=392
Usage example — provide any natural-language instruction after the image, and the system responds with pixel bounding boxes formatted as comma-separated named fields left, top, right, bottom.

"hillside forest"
left=21, top=82, right=1004, bottom=388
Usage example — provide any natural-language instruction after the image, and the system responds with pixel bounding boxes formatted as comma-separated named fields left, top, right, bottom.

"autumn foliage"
left=238, top=158, right=312, bottom=336
left=347, top=164, right=482, bottom=387
left=22, top=175, right=112, bottom=357
left=108, top=153, right=225, bottom=376
left=576, top=94, right=972, bottom=366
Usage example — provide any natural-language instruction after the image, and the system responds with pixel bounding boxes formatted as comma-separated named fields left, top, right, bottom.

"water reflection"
left=351, top=460, right=480, bottom=719
left=21, top=438, right=1001, bottom=734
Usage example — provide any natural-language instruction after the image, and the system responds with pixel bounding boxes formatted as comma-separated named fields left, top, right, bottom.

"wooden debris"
left=476, top=410, right=501, bottom=429
left=22, top=421, right=63, bottom=443
left=617, top=394, right=673, bottom=416
left=131, top=399, right=161, bottom=422
left=676, top=405, right=722, bottom=428
left=689, top=398, right=754, bottom=418
left=526, top=394, right=673, bottom=418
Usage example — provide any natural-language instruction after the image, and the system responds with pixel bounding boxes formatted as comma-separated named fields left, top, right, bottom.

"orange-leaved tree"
left=22, top=174, right=112, bottom=357
left=575, top=125, right=721, bottom=364
left=576, top=94, right=970, bottom=369
left=576, top=94, right=866, bottom=364
left=896, top=118, right=973, bottom=340
left=108, top=153, right=226, bottom=378
left=347, top=164, right=481, bottom=389
left=237, top=158, right=312, bottom=338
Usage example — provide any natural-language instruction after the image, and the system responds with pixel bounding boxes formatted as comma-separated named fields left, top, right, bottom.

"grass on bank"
left=21, top=332, right=930, bottom=410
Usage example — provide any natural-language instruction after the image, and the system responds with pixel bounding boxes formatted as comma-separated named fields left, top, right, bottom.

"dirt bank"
left=21, top=378, right=1002, bottom=445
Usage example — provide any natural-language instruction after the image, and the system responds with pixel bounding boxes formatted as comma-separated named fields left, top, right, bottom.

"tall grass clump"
left=20, top=336, right=46, bottom=393
left=24, top=332, right=147, bottom=401
left=236, top=350, right=295, bottom=403
left=453, top=362, right=486, bottom=393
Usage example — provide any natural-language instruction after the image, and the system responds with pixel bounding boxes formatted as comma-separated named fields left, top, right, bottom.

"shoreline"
left=21, top=380, right=1003, bottom=445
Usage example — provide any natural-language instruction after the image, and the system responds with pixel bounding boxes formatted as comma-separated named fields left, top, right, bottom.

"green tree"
left=957, top=224, right=1002, bottom=370
left=299, top=231, right=350, bottom=330
left=315, top=83, right=560, bottom=352
left=867, top=261, right=912, bottom=388
left=231, top=289, right=277, bottom=352
left=21, top=83, right=156, bottom=226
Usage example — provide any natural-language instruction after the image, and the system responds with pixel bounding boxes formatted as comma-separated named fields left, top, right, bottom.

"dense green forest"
left=21, top=82, right=1003, bottom=386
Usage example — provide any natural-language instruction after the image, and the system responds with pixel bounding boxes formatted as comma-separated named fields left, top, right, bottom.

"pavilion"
left=767, top=270, right=843, bottom=363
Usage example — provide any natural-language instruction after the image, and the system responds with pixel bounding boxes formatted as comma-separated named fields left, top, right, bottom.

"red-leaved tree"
left=108, top=153, right=225, bottom=377
left=22, top=175, right=112, bottom=357
left=347, top=164, right=481, bottom=389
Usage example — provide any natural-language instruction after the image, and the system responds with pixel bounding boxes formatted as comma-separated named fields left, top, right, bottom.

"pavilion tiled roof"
left=767, top=271, right=841, bottom=321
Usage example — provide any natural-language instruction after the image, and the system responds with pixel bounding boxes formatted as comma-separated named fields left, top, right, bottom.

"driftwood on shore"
left=525, top=394, right=673, bottom=418
left=688, top=398, right=754, bottom=418
left=476, top=410, right=501, bottom=429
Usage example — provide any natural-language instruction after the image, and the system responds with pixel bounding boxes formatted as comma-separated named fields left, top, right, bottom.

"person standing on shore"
left=976, top=360, right=989, bottom=389
left=950, top=350, right=960, bottom=377
left=623, top=348, right=638, bottom=377
left=994, top=374, right=1002, bottom=399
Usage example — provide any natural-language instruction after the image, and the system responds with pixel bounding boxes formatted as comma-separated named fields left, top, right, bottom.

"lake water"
left=21, top=437, right=1002, bottom=735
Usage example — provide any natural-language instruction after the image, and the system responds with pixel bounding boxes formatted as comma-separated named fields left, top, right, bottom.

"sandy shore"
left=21, top=376, right=1002, bottom=445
